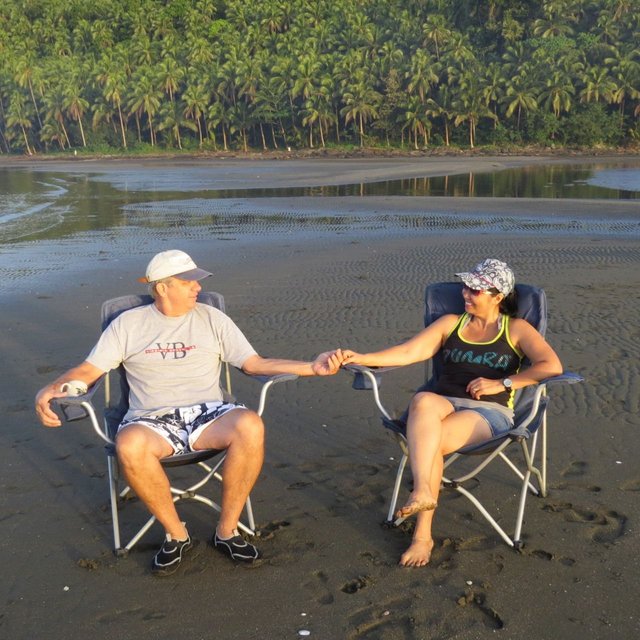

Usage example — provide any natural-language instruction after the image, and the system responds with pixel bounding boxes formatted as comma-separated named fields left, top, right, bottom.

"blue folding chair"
left=346, top=282, right=583, bottom=549
left=52, top=292, right=296, bottom=556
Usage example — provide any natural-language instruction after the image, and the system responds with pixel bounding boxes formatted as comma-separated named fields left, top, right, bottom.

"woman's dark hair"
left=499, top=289, right=518, bottom=317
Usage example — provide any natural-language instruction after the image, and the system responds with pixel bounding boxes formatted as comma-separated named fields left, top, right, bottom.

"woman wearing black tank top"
left=342, top=259, right=562, bottom=567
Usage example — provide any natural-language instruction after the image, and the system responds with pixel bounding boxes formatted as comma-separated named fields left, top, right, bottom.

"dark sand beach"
left=2, top=155, right=639, bottom=639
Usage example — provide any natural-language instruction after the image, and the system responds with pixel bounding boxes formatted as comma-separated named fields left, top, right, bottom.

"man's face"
left=162, top=276, right=201, bottom=314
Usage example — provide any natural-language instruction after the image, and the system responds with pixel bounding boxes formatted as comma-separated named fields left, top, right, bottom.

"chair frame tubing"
left=350, top=366, right=558, bottom=549
left=59, top=364, right=291, bottom=556
left=51, top=292, right=298, bottom=558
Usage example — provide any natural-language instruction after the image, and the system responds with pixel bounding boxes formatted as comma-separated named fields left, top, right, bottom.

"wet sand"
left=2, top=155, right=640, bottom=639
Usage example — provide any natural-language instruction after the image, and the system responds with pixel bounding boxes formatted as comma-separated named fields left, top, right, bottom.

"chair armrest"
left=341, top=364, right=408, bottom=421
left=342, top=363, right=404, bottom=390
left=515, top=372, right=584, bottom=432
left=50, top=377, right=104, bottom=422
left=236, top=371, right=299, bottom=417
left=538, top=372, right=584, bottom=386
left=50, top=377, right=114, bottom=445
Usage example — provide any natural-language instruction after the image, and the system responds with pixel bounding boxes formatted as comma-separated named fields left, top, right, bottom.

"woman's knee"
left=409, top=391, right=441, bottom=416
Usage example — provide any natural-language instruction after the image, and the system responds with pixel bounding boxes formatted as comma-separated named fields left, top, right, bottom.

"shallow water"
left=0, top=162, right=638, bottom=245
left=0, top=161, right=639, bottom=295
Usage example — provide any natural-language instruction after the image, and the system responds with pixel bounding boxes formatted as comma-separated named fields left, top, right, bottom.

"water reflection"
left=203, top=165, right=640, bottom=199
left=0, top=162, right=638, bottom=244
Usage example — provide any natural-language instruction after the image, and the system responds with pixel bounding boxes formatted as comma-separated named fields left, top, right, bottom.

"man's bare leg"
left=192, top=408, right=264, bottom=539
left=116, top=424, right=187, bottom=540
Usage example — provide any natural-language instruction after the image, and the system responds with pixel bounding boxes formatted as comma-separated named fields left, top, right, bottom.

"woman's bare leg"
left=398, top=394, right=492, bottom=567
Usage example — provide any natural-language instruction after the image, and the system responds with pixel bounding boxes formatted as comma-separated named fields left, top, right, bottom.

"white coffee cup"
left=60, top=380, right=88, bottom=396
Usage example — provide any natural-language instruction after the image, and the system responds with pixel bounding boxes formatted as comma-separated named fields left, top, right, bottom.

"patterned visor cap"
left=455, top=258, right=515, bottom=295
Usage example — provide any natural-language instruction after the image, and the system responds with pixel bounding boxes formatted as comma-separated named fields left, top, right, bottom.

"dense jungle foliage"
left=0, top=0, right=638, bottom=154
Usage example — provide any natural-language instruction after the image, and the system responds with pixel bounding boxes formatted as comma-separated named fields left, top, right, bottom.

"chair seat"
left=160, top=448, right=224, bottom=468
left=104, top=441, right=224, bottom=466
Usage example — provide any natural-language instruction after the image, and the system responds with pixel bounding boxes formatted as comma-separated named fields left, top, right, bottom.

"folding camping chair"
left=51, top=292, right=296, bottom=557
left=345, top=282, right=583, bottom=549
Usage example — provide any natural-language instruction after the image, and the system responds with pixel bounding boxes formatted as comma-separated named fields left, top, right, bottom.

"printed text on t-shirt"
left=144, top=342, right=196, bottom=359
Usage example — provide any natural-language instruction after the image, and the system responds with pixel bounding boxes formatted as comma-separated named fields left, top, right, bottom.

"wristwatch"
left=502, top=378, right=513, bottom=391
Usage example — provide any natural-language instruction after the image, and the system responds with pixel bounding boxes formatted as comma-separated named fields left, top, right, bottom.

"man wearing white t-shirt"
left=36, top=250, right=344, bottom=575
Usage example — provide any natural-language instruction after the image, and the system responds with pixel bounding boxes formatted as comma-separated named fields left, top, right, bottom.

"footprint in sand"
left=347, top=596, right=415, bottom=639
left=257, top=519, right=291, bottom=540
left=561, top=460, right=588, bottom=477
left=341, top=575, right=372, bottom=594
left=544, top=501, right=627, bottom=544
left=620, top=478, right=640, bottom=492
left=528, top=548, right=576, bottom=566
left=96, top=606, right=167, bottom=624
left=303, top=570, right=334, bottom=605
left=456, top=587, right=505, bottom=630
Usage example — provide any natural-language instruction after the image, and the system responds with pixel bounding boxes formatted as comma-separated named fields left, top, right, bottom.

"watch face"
left=503, top=378, right=513, bottom=389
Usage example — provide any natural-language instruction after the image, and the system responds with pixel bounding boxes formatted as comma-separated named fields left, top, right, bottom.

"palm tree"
left=183, top=82, right=209, bottom=147
left=539, top=71, right=575, bottom=118
left=128, top=73, right=163, bottom=145
left=422, top=14, right=451, bottom=61
left=579, top=65, right=616, bottom=104
left=208, top=99, right=231, bottom=151
left=481, top=62, right=506, bottom=128
left=254, top=75, right=291, bottom=149
left=40, top=121, right=68, bottom=150
left=156, top=57, right=184, bottom=103
left=95, top=59, right=129, bottom=148
left=406, top=49, right=439, bottom=103
left=158, top=100, right=197, bottom=149
left=6, top=92, right=34, bottom=155
left=402, top=96, right=431, bottom=149
left=63, top=78, right=90, bottom=147
left=91, top=95, right=116, bottom=140
left=504, top=70, right=539, bottom=129
left=605, top=47, right=640, bottom=118
left=340, top=80, right=382, bottom=147
left=14, top=54, right=43, bottom=130
left=425, top=93, right=452, bottom=146
left=292, top=54, right=321, bottom=103
left=229, top=102, right=253, bottom=151
left=453, top=72, right=498, bottom=148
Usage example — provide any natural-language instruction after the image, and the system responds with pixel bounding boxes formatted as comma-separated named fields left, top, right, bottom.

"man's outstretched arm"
left=241, top=349, right=345, bottom=378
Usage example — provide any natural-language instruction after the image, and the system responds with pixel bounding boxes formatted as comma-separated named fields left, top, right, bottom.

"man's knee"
left=233, top=409, right=264, bottom=445
left=116, top=424, right=165, bottom=463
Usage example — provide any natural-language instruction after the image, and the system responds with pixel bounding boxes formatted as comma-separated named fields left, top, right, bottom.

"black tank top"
left=434, top=313, right=522, bottom=408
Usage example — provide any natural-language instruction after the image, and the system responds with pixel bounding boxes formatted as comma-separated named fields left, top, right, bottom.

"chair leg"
left=107, top=455, right=124, bottom=555
left=513, top=437, right=545, bottom=546
left=387, top=453, right=408, bottom=523
left=107, top=454, right=258, bottom=555
left=540, top=412, right=548, bottom=496
left=448, top=482, right=515, bottom=548
left=245, top=496, right=256, bottom=533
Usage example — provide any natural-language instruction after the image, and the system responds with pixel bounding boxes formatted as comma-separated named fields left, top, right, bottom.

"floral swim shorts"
left=117, top=401, right=247, bottom=453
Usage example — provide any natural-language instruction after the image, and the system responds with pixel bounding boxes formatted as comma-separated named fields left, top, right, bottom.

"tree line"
left=1, top=0, right=638, bottom=155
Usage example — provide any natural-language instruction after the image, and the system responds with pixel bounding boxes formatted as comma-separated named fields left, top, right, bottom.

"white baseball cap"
left=138, top=250, right=212, bottom=283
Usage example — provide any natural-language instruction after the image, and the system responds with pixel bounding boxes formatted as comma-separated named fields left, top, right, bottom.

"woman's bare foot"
left=399, top=537, right=434, bottom=567
left=396, top=491, right=438, bottom=519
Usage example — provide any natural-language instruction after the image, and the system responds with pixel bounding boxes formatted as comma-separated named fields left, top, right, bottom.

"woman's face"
left=462, top=285, right=503, bottom=314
